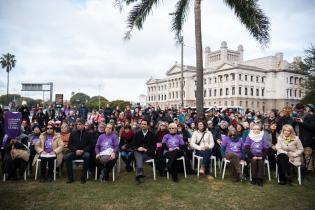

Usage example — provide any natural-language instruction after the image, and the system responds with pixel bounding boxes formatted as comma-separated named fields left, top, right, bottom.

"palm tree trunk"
left=194, top=0, right=204, bottom=117
left=6, top=68, right=9, bottom=104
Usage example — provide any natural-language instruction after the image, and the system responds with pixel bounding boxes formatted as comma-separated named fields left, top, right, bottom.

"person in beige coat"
left=33, top=122, right=64, bottom=182
left=190, top=121, right=214, bottom=175
left=276, top=124, right=304, bottom=185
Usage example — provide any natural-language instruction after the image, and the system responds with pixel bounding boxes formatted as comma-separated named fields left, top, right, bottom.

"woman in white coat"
left=276, top=124, right=304, bottom=185
left=190, top=121, right=214, bottom=175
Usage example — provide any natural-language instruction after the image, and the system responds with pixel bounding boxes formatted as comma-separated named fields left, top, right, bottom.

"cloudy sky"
left=0, top=0, right=314, bottom=102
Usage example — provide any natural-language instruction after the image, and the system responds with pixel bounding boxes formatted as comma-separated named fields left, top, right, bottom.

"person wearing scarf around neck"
left=276, top=124, right=304, bottom=185
left=119, top=124, right=135, bottom=172
left=161, top=123, right=185, bottom=182
left=221, top=128, right=245, bottom=182
left=245, top=123, right=268, bottom=187
left=95, top=123, right=119, bottom=182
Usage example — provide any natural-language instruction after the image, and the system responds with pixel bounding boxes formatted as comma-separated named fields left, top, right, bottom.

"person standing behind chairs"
left=276, top=124, right=304, bottom=185
left=190, top=121, right=214, bottom=176
left=95, top=123, right=119, bottom=182
left=64, top=118, right=91, bottom=184
left=34, top=122, right=63, bottom=182
left=132, top=119, right=156, bottom=184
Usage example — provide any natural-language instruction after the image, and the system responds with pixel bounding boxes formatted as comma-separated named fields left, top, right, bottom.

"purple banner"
left=4, top=112, right=22, bottom=139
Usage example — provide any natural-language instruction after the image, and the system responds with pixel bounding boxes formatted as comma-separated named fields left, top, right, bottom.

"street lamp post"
left=180, top=36, right=184, bottom=108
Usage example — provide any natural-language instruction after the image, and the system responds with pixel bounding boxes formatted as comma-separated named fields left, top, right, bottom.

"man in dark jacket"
left=132, top=119, right=156, bottom=184
left=64, top=119, right=91, bottom=184
left=293, top=103, right=315, bottom=172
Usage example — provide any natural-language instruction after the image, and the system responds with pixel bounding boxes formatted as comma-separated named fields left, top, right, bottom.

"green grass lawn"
left=0, top=166, right=314, bottom=210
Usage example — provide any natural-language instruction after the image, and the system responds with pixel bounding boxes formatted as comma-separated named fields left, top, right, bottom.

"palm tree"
left=0, top=53, right=16, bottom=104
left=116, top=0, right=270, bottom=116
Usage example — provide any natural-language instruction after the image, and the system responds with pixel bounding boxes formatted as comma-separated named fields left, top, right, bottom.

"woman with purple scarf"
left=95, top=123, right=119, bottom=182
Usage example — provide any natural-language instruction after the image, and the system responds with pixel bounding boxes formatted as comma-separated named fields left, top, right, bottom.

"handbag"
left=196, top=132, right=206, bottom=146
left=10, top=144, right=30, bottom=162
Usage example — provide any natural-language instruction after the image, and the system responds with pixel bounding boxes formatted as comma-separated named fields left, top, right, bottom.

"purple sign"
left=4, top=112, right=22, bottom=139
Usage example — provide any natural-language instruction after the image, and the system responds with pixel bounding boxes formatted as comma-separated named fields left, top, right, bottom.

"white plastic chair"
left=72, top=159, right=89, bottom=179
left=276, top=163, right=301, bottom=185
left=221, top=158, right=246, bottom=179
left=95, top=164, right=117, bottom=182
left=192, top=151, right=217, bottom=177
left=3, top=170, right=27, bottom=182
left=145, top=159, right=156, bottom=181
left=166, top=156, right=187, bottom=180
left=35, top=158, right=57, bottom=181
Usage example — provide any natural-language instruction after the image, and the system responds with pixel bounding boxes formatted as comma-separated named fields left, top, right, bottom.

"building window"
left=209, top=89, right=212, bottom=97
left=262, top=88, right=265, bottom=97
left=231, top=73, right=235, bottom=81
left=176, top=92, right=178, bottom=98
left=240, top=101, right=242, bottom=106
left=245, top=101, right=248, bottom=107
left=224, top=101, right=228, bottom=106
left=204, top=79, right=207, bottom=85
left=257, top=101, right=260, bottom=108
left=220, top=88, right=223, bottom=96
left=245, top=75, right=248, bottom=81
left=209, top=78, right=211, bottom=84
left=290, top=77, right=293, bottom=84
left=239, top=74, right=242, bottom=81
left=251, top=75, right=253, bottom=82
left=232, top=87, right=235, bottom=95
left=226, top=88, right=229, bottom=96
left=256, top=89, right=259, bottom=96
left=219, top=76, right=223, bottom=82
left=299, top=90, right=302, bottom=98
left=289, top=89, right=292, bottom=97
left=204, top=90, right=207, bottom=97
left=250, top=88, right=254, bottom=96
left=256, top=76, right=259, bottom=82
left=165, top=95, right=167, bottom=100
left=245, top=88, right=248, bottom=95
left=215, top=77, right=217, bottom=83
left=262, top=77, right=265, bottom=83
left=239, top=87, right=242, bottom=95
left=294, top=89, right=297, bottom=97
left=214, top=89, right=217, bottom=97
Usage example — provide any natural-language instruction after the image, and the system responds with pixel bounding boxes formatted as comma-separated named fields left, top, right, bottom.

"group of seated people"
left=1, top=115, right=306, bottom=186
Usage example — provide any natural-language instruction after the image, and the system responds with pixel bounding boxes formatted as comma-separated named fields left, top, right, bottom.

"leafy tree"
left=86, top=96, right=109, bottom=111
left=301, top=44, right=315, bottom=104
left=116, top=0, right=270, bottom=116
left=70, top=92, right=90, bottom=108
left=0, top=53, right=16, bottom=104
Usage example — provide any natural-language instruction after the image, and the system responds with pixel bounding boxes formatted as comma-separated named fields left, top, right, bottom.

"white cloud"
left=0, top=0, right=314, bottom=102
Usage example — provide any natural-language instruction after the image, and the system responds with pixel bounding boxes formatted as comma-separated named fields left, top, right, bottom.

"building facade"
left=146, top=41, right=307, bottom=112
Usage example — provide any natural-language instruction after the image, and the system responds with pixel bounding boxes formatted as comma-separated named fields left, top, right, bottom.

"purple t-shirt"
left=31, top=135, right=40, bottom=145
left=244, top=137, right=268, bottom=157
left=162, top=134, right=184, bottom=154
left=95, top=133, right=119, bottom=155
left=44, top=135, right=53, bottom=153
left=221, top=136, right=243, bottom=158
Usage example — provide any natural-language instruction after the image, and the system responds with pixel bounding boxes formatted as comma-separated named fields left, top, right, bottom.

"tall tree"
left=0, top=53, right=16, bottom=104
left=116, top=0, right=270, bottom=116
left=301, top=44, right=315, bottom=104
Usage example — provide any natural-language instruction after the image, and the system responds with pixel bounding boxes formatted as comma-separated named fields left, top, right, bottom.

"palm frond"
left=171, top=0, right=190, bottom=44
left=223, top=0, right=270, bottom=47
left=124, top=0, right=160, bottom=40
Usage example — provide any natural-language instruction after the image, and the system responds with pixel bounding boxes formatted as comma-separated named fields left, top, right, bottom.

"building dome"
left=237, top=44, right=244, bottom=52
left=220, top=41, right=227, bottom=49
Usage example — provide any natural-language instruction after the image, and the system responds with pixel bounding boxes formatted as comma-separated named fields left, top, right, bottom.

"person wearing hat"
left=33, top=121, right=63, bottom=182
left=64, top=118, right=92, bottom=184
left=27, top=124, right=41, bottom=174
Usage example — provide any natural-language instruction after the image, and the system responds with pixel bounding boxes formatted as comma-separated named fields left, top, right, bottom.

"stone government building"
left=146, top=41, right=307, bottom=112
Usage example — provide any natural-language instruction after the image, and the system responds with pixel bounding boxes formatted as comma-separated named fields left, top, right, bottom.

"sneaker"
left=199, top=165, right=205, bottom=174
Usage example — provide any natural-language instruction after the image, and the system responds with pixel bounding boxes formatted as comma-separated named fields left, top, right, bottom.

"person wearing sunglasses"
left=34, top=121, right=64, bottom=182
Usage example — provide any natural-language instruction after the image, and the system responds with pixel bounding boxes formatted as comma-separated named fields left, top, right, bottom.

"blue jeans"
left=195, top=149, right=212, bottom=167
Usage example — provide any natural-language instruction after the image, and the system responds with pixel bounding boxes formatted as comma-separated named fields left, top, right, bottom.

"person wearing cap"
left=292, top=103, right=315, bottom=173
left=34, top=121, right=64, bottom=182
left=64, top=118, right=92, bottom=184
left=27, top=124, right=41, bottom=174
